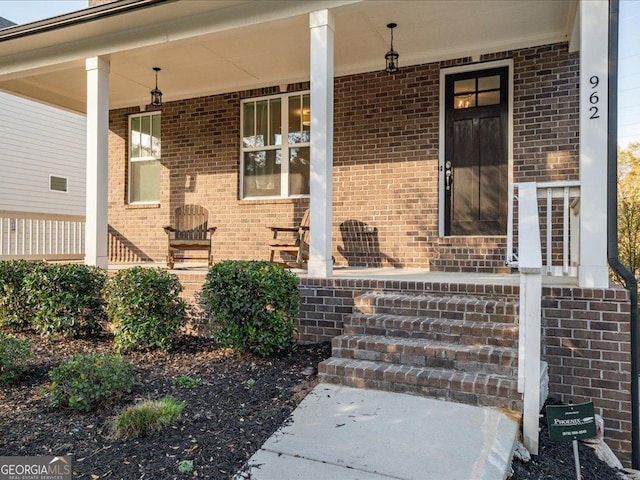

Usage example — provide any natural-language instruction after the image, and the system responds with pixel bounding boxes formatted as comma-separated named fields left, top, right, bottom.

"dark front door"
left=444, top=67, right=508, bottom=236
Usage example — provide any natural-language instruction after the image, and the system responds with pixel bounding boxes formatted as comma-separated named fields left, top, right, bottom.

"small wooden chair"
left=268, top=209, right=310, bottom=268
left=163, top=205, right=216, bottom=269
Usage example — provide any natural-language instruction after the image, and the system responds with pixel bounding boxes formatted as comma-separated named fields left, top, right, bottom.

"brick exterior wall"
left=107, top=42, right=579, bottom=272
left=542, top=286, right=632, bottom=466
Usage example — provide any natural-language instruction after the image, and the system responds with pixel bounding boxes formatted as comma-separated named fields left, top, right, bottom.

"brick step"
left=332, top=334, right=518, bottom=377
left=354, top=292, right=518, bottom=324
left=318, top=357, right=522, bottom=411
left=343, top=313, right=518, bottom=348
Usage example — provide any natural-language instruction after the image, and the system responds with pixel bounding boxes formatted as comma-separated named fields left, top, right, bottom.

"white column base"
left=307, top=258, right=333, bottom=279
left=578, top=265, right=610, bottom=288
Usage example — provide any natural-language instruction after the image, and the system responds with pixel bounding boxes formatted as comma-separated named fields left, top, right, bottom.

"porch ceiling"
left=0, top=0, right=576, bottom=113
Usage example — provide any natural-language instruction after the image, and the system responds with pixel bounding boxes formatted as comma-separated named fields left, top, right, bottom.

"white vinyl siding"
left=0, top=91, right=86, bottom=216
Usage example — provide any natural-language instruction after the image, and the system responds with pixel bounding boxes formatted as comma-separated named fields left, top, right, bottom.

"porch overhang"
left=0, top=0, right=576, bottom=112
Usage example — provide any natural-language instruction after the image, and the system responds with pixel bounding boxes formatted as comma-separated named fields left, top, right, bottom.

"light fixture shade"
left=150, top=87, right=162, bottom=107
left=150, top=67, right=162, bottom=107
left=384, top=23, right=399, bottom=73
left=385, top=49, right=399, bottom=73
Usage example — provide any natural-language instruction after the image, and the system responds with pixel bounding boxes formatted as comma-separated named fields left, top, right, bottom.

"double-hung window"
left=129, top=112, right=161, bottom=204
left=241, top=92, right=310, bottom=199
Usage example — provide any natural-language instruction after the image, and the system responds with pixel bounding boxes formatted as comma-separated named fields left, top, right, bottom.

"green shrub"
left=0, top=260, right=43, bottom=331
left=105, top=267, right=187, bottom=353
left=177, top=460, right=194, bottom=474
left=0, top=333, right=31, bottom=384
left=202, top=260, right=299, bottom=356
left=111, top=397, right=186, bottom=439
left=24, top=263, right=106, bottom=338
left=48, top=353, right=136, bottom=411
left=174, top=375, right=202, bottom=389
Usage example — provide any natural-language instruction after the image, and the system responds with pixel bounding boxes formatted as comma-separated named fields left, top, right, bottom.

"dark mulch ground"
left=0, top=334, right=331, bottom=479
left=510, top=398, right=625, bottom=480
left=2, top=334, right=630, bottom=480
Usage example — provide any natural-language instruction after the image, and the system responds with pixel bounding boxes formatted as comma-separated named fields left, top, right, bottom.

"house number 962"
left=589, top=75, right=600, bottom=119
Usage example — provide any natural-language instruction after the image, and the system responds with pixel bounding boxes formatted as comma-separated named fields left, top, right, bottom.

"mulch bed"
left=510, top=398, right=625, bottom=480
left=0, top=334, right=331, bottom=479
left=2, top=334, right=630, bottom=480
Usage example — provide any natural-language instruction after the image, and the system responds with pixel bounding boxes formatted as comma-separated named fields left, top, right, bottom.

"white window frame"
left=49, top=174, right=68, bottom=193
left=128, top=111, right=161, bottom=205
left=240, top=91, right=311, bottom=200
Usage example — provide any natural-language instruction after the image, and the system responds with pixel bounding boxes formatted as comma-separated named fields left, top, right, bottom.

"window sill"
left=126, top=203, right=161, bottom=210
left=238, top=195, right=309, bottom=205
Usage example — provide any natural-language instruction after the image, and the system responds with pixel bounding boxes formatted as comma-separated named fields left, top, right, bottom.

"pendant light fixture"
left=150, top=67, right=162, bottom=107
left=385, top=23, right=399, bottom=73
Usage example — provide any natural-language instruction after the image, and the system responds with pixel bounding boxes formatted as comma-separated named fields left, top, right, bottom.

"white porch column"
left=578, top=0, right=609, bottom=288
left=308, top=9, right=334, bottom=278
left=85, top=56, right=110, bottom=269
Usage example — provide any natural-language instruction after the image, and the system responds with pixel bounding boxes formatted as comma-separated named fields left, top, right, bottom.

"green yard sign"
left=547, top=401, right=596, bottom=442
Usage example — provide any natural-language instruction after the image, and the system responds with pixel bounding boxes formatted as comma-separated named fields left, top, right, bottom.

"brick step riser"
left=343, top=316, right=518, bottom=348
left=354, top=302, right=518, bottom=324
left=330, top=344, right=517, bottom=377
left=318, top=360, right=522, bottom=411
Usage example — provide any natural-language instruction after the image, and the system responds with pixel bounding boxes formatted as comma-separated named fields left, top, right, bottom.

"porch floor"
left=107, top=262, right=578, bottom=286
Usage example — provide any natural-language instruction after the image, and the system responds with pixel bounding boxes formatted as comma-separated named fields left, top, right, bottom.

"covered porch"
left=0, top=0, right=610, bottom=287
left=0, top=0, right=630, bottom=466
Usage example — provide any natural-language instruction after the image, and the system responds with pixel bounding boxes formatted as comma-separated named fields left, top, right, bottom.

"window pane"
left=302, top=94, right=311, bottom=142
left=288, top=95, right=302, bottom=143
left=454, top=78, right=475, bottom=94
left=243, top=150, right=281, bottom=197
left=131, top=116, right=141, bottom=158
left=130, top=160, right=160, bottom=203
left=478, top=75, right=500, bottom=91
left=242, top=102, right=256, bottom=148
left=289, top=147, right=310, bottom=195
left=141, top=115, right=151, bottom=157
left=454, top=94, right=476, bottom=109
left=477, top=90, right=500, bottom=106
left=270, top=98, right=281, bottom=145
left=151, top=115, right=161, bottom=158
left=255, top=100, right=268, bottom=147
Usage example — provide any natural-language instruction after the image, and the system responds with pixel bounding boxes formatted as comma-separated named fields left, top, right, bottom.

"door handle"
left=445, top=161, right=453, bottom=190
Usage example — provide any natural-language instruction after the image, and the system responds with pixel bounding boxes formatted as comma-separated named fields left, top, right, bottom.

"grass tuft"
left=111, top=397, right=186, bottom=439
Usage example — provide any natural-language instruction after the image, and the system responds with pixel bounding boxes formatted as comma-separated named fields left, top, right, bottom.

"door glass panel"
left=454, top=94, right=476, bottom=109
left=477, top=91, right=500, bottom=106
left=478, top=75, right=500, bottom=91
left=454, top=78, right=475, bottom=94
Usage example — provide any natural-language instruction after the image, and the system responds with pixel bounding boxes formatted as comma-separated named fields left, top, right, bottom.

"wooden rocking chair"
left=163, top=205, right=216, bottom=269
left=268, top=209, right=310, bottom=268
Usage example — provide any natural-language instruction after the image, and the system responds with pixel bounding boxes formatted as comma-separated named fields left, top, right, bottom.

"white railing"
left=516, top=182, right=542, bottom=456
left=0, top=210, right=85, bottom=262
left=507, top=180, right=580, bottom=276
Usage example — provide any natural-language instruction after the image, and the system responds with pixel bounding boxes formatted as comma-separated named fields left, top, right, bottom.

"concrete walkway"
left=235, top=384, right=519, bottom=480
